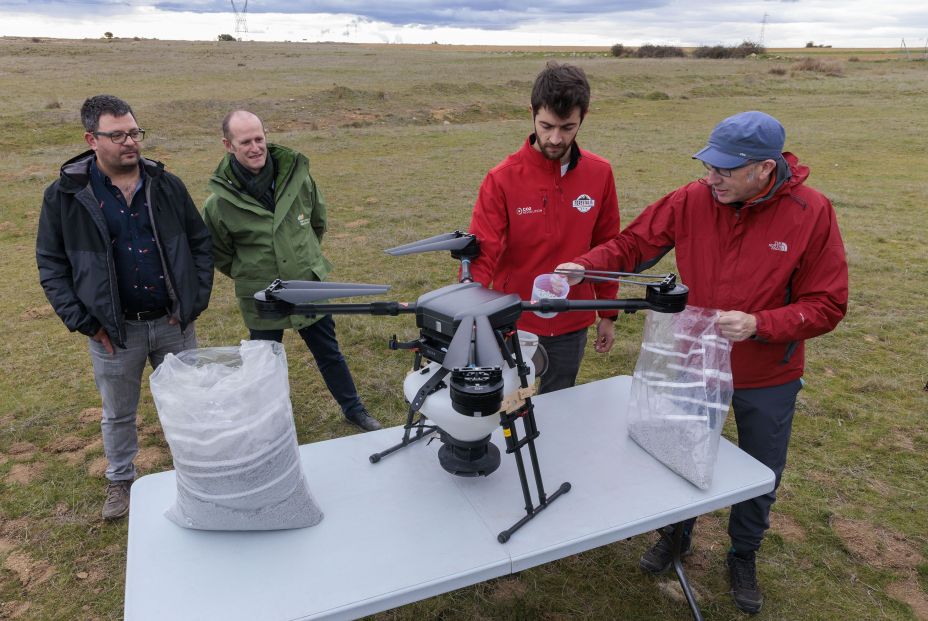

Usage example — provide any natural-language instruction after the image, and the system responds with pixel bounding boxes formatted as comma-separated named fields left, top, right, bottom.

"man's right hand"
left=555, top=262, right=585, bottom=285
left=92, top=327, right=114, bottom=355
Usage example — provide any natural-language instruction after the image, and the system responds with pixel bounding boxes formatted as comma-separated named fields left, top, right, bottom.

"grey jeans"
left=88, top=317, right=197, bottom=481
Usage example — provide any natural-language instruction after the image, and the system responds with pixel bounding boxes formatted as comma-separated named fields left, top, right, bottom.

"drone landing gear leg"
left=496, top=403, right=571, bottom=543
left=368, top=410, right=436, bottom=463
left=369, top=368, right=445, bottom=464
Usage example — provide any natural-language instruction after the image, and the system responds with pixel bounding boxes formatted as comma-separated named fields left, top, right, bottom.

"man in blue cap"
left=558, top=111, right=848, bottom=613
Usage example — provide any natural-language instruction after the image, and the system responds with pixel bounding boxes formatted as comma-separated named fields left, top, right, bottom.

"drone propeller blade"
left=442, top=315, right=475, bottom=370
left=473, top=315, right=504, bottom=368
left=385, top=231, right=474, bottom=256
left=267, top=280, right=390, bottom=304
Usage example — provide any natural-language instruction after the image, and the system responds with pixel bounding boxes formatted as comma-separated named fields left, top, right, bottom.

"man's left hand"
left=717, top=311, right=757, bottom=341
left=595, top=317, right=615, bottom=353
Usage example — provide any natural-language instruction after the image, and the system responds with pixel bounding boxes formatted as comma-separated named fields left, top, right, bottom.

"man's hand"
left=717, top=311, right=757, bottom=342
left=92, top=327, right=114, bottom=355
left=595, top=317, right=615, bottom=353
left=555, top=261, right=585, bottom=285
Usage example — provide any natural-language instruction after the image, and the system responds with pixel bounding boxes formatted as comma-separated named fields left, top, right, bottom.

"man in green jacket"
left=203, top=110, right=382, bottom=432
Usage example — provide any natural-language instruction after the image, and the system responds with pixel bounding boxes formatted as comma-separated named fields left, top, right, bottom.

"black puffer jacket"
left=36, top=151, right=213, bottom=349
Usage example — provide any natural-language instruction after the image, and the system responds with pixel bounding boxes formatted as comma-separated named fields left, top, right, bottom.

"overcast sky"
left=2, top=0, right=926, bottom=47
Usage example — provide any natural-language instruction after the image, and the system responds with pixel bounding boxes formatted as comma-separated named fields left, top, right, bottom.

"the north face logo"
left=572, top=194, right=595, bottom=213
left=769, top=241, right=788, bottom=252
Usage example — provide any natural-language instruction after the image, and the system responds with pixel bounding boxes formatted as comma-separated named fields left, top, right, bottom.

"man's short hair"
left=80, top=95, right=135, bottom=133
left=531, top=61, right=590, bottom=120
left=222, top=110, right=263, bottom=141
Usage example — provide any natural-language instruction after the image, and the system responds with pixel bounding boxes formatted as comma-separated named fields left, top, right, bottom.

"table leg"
left=667, top=522, right=703, bottom=621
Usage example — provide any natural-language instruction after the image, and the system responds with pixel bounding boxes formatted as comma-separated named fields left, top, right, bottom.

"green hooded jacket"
left=203, top=144, right=332, bottom=330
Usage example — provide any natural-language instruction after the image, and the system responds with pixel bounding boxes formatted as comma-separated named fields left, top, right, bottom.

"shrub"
left=635, top=44, right=685, bottom=58
left=218, top=33, right=236, bottom=41
left=791, top=57, right=844, bottom=76
left=104, top=32, right=113, bottom=39
left=805, top=41, right=815, bottom=48
left=644, top=91, right=670, bottom=100
left=693, top=40, right=766, bottom=59
left=610, top=43, right=625, bottom=57
left=736, top=40, right=766, bottom=56
left=848, top=56, right=860, bottom=62
left=768, top=67, right=787, bottom=76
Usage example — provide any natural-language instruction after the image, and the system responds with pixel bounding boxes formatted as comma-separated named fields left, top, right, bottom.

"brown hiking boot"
left=102, top=480, right=133, bottom=521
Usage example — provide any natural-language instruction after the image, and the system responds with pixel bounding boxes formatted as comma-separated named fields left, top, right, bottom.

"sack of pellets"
left=627, top=306, right=734, bottom=490
left=150, top=340, right=323, bottom=530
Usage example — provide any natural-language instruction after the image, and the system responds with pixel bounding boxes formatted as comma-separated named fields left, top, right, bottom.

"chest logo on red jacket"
left=768, top=241, right=788, bottom=252
left=572, top=194, right=595, bottom=213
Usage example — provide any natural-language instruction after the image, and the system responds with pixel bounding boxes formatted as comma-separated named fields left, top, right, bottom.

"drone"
left=254, top=231, right=688, bottom=543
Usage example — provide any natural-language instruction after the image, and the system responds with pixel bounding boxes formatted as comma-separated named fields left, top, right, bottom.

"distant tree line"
left=611, top=40, right=767, bottom=59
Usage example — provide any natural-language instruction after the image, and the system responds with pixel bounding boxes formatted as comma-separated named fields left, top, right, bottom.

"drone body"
left=254, top=231, right=688, bottom=541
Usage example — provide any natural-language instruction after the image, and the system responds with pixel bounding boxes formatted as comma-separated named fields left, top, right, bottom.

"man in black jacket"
left=36, top=95, right=213, bottom=521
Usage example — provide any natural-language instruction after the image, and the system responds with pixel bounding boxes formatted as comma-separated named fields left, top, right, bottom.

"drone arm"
left=286, top=302, right=417, bottom=317
left=523, top=283, right=688, bottom=315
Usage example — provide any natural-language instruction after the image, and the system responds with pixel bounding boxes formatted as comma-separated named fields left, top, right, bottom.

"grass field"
left=0, top=37, right=926, bottom=620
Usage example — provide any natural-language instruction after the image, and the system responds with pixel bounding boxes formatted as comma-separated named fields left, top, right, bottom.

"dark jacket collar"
left=526, top=134, right=582, bottom=172
left=59, top=150, right=164, bottom=192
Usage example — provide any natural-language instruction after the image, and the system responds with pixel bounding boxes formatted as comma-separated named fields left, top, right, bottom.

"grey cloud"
left=145, top=1, right=668, bottom=29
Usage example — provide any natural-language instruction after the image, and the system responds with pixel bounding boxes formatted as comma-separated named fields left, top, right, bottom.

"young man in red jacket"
left=559, top=111, right=848, bottom=614
left=467, top=62, right=621, bottom=394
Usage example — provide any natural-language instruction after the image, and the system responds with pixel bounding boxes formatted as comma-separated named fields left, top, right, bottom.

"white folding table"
left=125, top=375, right=774, bottom=620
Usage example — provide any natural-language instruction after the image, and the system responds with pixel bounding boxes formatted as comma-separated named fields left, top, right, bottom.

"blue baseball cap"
left=693, top=111, right=785, bottom=169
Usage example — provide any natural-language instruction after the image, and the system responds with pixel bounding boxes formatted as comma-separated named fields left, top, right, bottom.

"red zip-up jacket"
left=468, top=136, right=621, bottom=337
left=576, top=152, right=848, bottom=388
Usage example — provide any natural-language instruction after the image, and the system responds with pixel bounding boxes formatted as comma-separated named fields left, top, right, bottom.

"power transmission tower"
left=231, top=0, right=248, bottom=40
left=759, top=13, right=769, bottom=46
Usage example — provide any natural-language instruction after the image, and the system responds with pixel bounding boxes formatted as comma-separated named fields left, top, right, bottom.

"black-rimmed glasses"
left=93, top=129, right=146, bottom=144
left=701, top=160, right=754, bottom=178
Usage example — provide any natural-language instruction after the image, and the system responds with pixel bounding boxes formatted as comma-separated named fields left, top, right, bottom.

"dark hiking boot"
left=639, top=526, right=692, bottom=574
left=345, top=409, right=383, bottom=432
left=727, top=551, right=763, bottom=614
left=102, top=479, right=133, bottom=521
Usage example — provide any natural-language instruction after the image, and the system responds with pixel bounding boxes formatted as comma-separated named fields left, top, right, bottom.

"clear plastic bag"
left=627, top=307, right=734, bottom=490
left=150, top=340, right=324, bottom=530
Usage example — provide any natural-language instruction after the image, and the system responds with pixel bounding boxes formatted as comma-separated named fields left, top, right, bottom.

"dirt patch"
left=79, top=407, right=102, bottom=424
left=62, top=437, right=103, bottom=466
left=889, top=429, right=915, bottom=452
left=832, top=517, right=924, bottom=570
left=769, top=511, right=806, bottom=542
left=886, top=577, right=928, bottom=620
left=344, top=219, right=369, bottom=228
left=8, top=441, right=36, bottom=457
left=0, top=538, right=16, bottom=554
left=487, top=576, right=528, bottom=604
left=5, top=462, right=45, bottom=485
left=135, top=446, right=169, bottom=474
left=3, top=550, right=56, bottom=590
left=87, top=456, right=107, bottom=477
left=19, top=304, right=54, bottom=320
left=48, top=435, right=87, bottom=453
left=0, top=601, right=33, bottom=619
left=1, top=517, right=30, bottom=538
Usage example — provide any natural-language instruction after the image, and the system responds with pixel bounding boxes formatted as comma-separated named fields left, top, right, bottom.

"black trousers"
left=249, top=315, right=364, bottom=418
left=537, top=327, right=589, bottom=395
left=679, top=379, right=802, bottom=553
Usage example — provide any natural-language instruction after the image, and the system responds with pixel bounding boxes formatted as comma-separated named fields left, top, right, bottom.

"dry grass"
left=0, top=38, right=926, bottom=620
